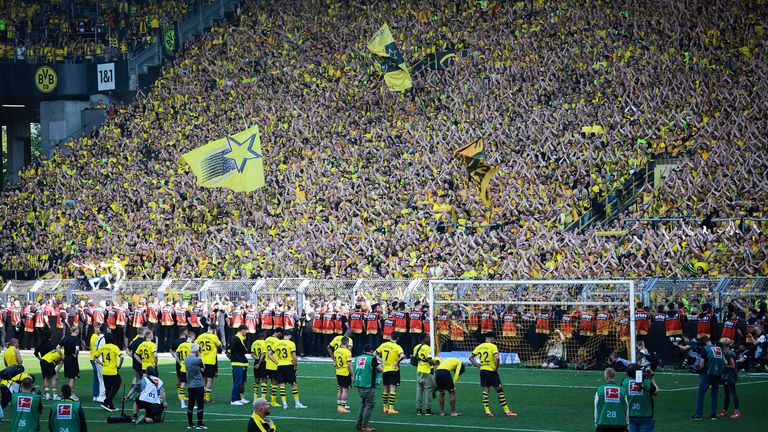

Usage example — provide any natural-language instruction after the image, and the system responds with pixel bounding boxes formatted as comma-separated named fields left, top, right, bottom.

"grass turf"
left=4, top=353, right=764, bottom=432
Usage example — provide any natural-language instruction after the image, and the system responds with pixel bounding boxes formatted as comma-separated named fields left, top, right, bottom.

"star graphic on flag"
left=223, top=132, right=261, bottom=173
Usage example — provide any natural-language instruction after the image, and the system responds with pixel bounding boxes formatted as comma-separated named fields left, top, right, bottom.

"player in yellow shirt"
left=327, top=329, right=353, bottom=357
left=40, top=348, right=64, bottom=400
left=195, top=324, right=222, bottom=402
left=376, top=331, right=405, bottom=414
left=134, top=331, right=157, bottom=372
left=333, top=337, right=353, bottom=413
left=3, top=338, right=23, bottom=367
left=174, top=332, right=195, bottom=408
left=250, top=332, right=268, bottom=400
left=469, top=333, right=516, bottom=417
left=434, top=356, right=466, bottom=416
left=94, top=334, right=124, bottom=411
left=267, top=331, right=307, bottom=409
left=264, top=329, right=282, bottom=407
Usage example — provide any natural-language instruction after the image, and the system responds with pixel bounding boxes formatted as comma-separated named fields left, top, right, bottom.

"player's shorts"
left=63, top=357, right=80, bottom=379
left=276, top=365, right=296, bottom=384
left=203, top=363, right=218, bottom=379
left=382, top=370, right=400, bottom=386
left=479, top=370, right=501, bottom=388
left=435, top=370, right=454, bottom=391
left=177, top=370, right=187, bottom=383
left=266, top=366, right=277, bottom=379
left=40, top=360, right=56, bottom=378
left=336, top=374, right=351, bottom=388
left=254, top=363, right=267, bottom=379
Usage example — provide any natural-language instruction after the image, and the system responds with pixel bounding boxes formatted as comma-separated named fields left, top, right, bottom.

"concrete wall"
left=39, top=100, right=91, bottom=156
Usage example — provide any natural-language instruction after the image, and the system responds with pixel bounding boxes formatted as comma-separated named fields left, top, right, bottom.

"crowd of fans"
left=0, top=0, right=209, bottom=62
left=0, top=0, right=766, bottom=280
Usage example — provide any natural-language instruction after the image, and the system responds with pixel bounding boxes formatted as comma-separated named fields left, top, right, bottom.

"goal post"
left=427, top=279, right=636, bottom=367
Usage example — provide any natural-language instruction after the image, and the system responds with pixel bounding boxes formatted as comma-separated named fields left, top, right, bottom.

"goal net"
left=426, top=280, right=636, bottom=367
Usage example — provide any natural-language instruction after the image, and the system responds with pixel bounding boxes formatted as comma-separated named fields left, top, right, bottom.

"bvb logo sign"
left=35, top=66, right=58, bottom=93
left=163, top=26, right=176, bottom=56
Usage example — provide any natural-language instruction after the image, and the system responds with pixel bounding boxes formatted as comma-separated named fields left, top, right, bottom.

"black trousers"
left=187, top=387, right=205, bottom=426
left=103, top=373, right=122, bottom=409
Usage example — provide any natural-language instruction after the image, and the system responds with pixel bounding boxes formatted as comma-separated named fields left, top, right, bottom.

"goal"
left=426, top=280, right=637, bottom=367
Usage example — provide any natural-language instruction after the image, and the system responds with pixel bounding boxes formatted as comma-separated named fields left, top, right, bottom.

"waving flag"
left=452, top=139, right=498, bottom=206
left=367, top=24, right=412, bottom=92
left=180, top=125, right=265, bottom=192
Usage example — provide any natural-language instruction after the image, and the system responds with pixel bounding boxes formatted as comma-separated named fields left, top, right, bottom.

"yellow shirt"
left=176, top=342, right=191, bottom=373
left=3, top=346, right=20, bottom=367
left=264, top=336, right=279, bottom=370
left=275, top=339, right=296, bottom=367
left=42, top=350, right=63, bottom=365
left=472, top=342, right=499, bottom=371
left=135, top=340, right=157, bottom=370
left=334, top=347, right=352, bottom=376
left=328, top=335, right=352, bottom=352
left=194, top=333, right=221, bottom=365
left=251, top=340, right=266, bottom=364
left=89, top=334, right=99, bottom=361
left=413, top=344, right=433, bottom=374
left=96, top=344, right=122, bottom=376
left=376, top=341, right=404, bottom=372
left=435, top=357, right=463, bottom=383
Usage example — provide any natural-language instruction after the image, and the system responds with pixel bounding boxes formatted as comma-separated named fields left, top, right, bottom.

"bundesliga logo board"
left=628, top=381, right=643, bottom=396
left=57, top=404, right=73, bottom=420
left=711, top=347, right=723, bottom=358
left=604, top=387, right=620, bottom=403
left=17, top=396, right=33, bottom=412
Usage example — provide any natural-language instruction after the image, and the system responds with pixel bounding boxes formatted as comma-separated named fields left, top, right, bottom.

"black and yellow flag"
left=452, top=139, right=498, bottom=206
left=367, top=24, right=412, bottom=92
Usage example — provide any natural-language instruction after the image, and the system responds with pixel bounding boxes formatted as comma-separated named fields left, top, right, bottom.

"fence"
left=3, top=277, right=766, bottom=314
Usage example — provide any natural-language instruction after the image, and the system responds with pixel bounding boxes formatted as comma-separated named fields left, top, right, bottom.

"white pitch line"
left=83, top=407, right=568, bottom=432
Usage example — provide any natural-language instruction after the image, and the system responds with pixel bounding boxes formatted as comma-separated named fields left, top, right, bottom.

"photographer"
left=621, top=363, right=659, bottom=432
left=123, top=367, right=167, bottom=424
left=691, top=336, right=725, bottom=421
left=671, top=337, right=701, bottom=371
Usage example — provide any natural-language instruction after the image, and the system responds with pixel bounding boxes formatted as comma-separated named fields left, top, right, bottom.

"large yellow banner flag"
left=367, top=24, right=412, bottom=92
left=180, top=125, right=265, bottom=192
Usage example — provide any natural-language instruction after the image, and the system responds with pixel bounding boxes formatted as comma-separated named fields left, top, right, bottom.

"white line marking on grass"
left=663, top=379, right=768, bottom=392
left=80, top=407, right=566, bottom=431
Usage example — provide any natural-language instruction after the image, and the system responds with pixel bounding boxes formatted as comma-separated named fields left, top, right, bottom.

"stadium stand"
left=0, top=0, right=207, bottom=62
left=0, top=0, right=766, bottom=282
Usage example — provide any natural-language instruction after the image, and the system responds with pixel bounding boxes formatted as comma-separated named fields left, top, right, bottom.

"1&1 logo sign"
left=35, top=66, right=58, bottom=93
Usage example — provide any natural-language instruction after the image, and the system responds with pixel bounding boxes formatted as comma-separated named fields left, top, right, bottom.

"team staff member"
left=333, top=337, right=353, bottom=413
left=48, top=384, right=87, bottom=432
left=174, top=332, right=195, bottom=408
left=251, top=332, right=268, bottom=400
left=89, top=326, right=106, bottom=403
left=413, top=334, right=436, bottom=416
left=10, top=377, right=43, bottom=432
left=126, top=329, right=146, bottom=384
left=3, top=338, right=23, bottom=367
left=469, top=333, right=516, bottom=417
left=94, top=334, right=123, bottom=412
left=195, top=324, right=222, bottom=403
left=123, top=367, right=168, bottom=424
left=621, top=363, right=659, bottom=432
left=376, top=331, right=405, bottom=414
left=434, top=356, right=466, bottom=416
left=268, top=331, right=307, bottom=409
left=185, top=343, right=206, bottom=429
left=595, top=368, right=629, bottom=432
left=264, top=330, right=282, bottom=407
left=229, top=325, right=250, bottom=406
left=247, top=398, right=276, bottom=432
left=58, top=327, right=81, bottom=401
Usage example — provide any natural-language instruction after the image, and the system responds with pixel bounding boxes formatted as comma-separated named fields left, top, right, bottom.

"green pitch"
left=6, top=354, right=765, bottom=432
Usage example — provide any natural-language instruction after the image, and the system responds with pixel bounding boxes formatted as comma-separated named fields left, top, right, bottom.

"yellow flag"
left=452, top=139, right=484, bottom=159
left=367, top=24, right=412, bottom=92
left=452, top=140, right=497, bottom=206
left=180, top=125, right=265, bottom=192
